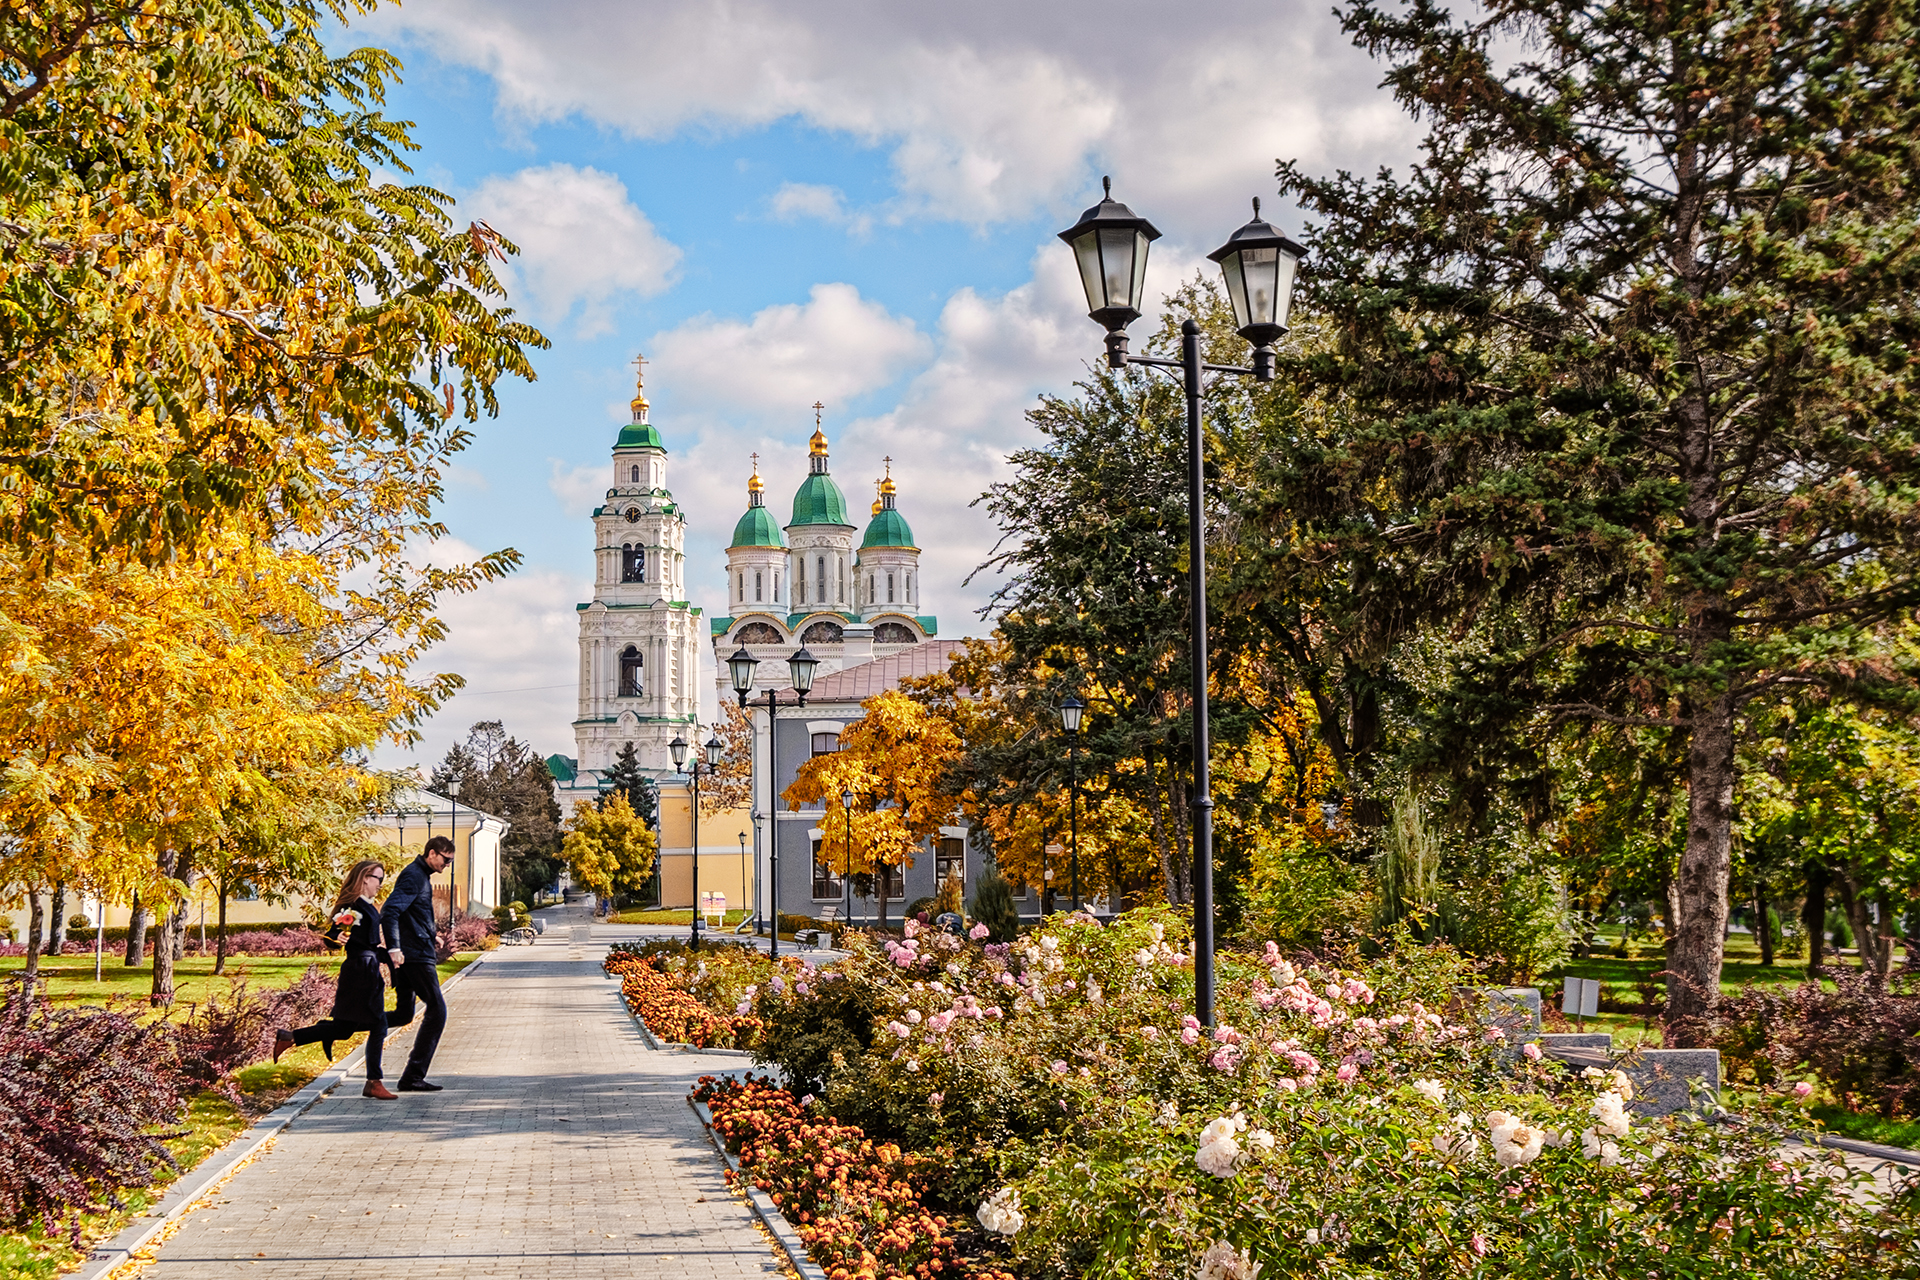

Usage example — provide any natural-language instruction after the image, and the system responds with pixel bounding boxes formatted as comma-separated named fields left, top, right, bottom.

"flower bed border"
left=689, top=1081, right=830, bottom=1280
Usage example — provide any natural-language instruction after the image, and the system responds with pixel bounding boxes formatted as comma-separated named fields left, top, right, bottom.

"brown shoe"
left=272, top=1030, right=295, bottom=1065
left=362, top=1081, right=398, bottom=1100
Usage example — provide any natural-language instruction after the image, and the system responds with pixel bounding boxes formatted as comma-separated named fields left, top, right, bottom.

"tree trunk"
left=1667, top=691, right=1737, bottom=1038
left=1802, top=861, right=1829, bottom=973
left=215, top=879, right=230, bottom=976
left=150, top=848, right=195, bottom=1007
left=1874, top=891, right=1897, bottom=978
left=1753, top=881, right=1774, bottom=967
left=23, top=889, right=43, bottom=982
left=49, top=881, right=67, bottom=953
left=125, top=894, right=149, bottom=966
left=1835, top=866, right=1881, bottom=983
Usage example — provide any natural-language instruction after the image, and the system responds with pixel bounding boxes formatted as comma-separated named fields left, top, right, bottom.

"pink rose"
left=1141, top=1025, right=1160, bottom=1040
left=969, top=923, right=990, bottom=940
left=1335, top=1061, right=1358, bottom=1085
left=1469, top=1233, right=1489, bottom=1257
left=1181, top=1026, right=1201, bottom=1045
left=1051, top=1060, right=1069, bottom=1076
left=1793, top=1081, right=1814, bottom=1098
left=1522, top=1042, right=1542, bottom=1061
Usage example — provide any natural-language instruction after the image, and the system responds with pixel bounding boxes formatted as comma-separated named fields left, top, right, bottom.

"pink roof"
left=786, top=639, right=962, bottom=704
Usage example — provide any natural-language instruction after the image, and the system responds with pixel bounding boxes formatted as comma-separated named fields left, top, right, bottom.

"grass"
left=0, top=951, right=484, bottom=1277
left=610, top=908, right=752, bottom=927
left=0, top=954, right=345, bottom=1013
left=1810, top=1105, right=1920, bottom=1152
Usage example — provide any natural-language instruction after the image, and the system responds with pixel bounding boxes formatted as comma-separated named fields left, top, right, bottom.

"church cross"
left=750, top=451, right=760, bottom=473
left=813, top=401, right=824, bottom=427
left=631, top=352, right=649, bottom=385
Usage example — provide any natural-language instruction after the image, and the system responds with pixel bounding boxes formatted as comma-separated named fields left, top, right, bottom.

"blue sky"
left=355, top=0, right=1418, bottom=773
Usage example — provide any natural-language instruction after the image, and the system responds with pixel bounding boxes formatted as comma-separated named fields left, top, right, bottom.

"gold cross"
left=750, top=451, right=760, bottom=473
left=631, top=352, right=648, bottom=385
left=813, top=401, right=824, bottom=427
left=883, top=455, right=892, bottom=476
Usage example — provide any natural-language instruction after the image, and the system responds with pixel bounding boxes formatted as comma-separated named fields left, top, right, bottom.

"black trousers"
left=389, top=958, right=446, bottom=1086
left=291, top=1011, right=389, bottom=1080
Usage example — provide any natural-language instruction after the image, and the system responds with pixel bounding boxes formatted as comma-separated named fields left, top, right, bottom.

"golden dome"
left=748, top=471, right=764, bottom=495
left=809, top=427, right=829, bottom=457
left=629, top=352, right=650, bottom=419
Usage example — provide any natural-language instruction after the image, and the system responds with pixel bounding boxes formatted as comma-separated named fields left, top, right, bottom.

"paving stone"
left=138, top=903, right=779, bottom=1280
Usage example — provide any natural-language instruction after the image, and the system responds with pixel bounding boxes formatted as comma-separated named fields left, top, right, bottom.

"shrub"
left=967, top=866, right=1019, bottom=943
left=0, top=981, right=185, bottom=1240
left=178, top=966, right=336, bottom=1087
left=218, top=926, right=331, bottom=956
left=68, top=913, right=93, bottom=931
left=1700, top=972, right=1920, bottom=1118
left=439, top=910, right=497, bottom=955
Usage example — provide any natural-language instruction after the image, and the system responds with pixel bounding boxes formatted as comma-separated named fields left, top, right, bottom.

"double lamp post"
left=668, top=730, right=724, bottom=949
left=1056, top=178, right=1304, bottom=1026
left=724, top=644, right=821, bottom=959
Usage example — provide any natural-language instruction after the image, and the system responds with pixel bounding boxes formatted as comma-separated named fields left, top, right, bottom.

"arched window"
left=734, top=621, right=784, bottom=644
left=800, top=620, right=843, bottom=646
left=873, top=621, right=916, bottom=644
left=887, top=572, right=895, bottom=603
left=774, top=572, right=781, bottom=601
left=630, top=465, right=640, bottom=483
left=906, top=572, right=913, bottom=602
left=618, top=646, right=643, bottom=697
left=621, top=545, right=644, bottom=583
left=868, top=574, right=875, bottom=605
left=754, top=570, right=763, bottom=602
left=796, top=560, right=806, bottom=602
left=738, top=572, right=745, bottom=602
left=837, top=559, right=845, bottom=603
left=816, top=556, right=826, bottom=603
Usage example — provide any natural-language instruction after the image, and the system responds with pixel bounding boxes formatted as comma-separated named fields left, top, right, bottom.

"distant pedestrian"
left=274, top=859, right=399, bottom=1099
left=381, top=835, right=453, bottom=1092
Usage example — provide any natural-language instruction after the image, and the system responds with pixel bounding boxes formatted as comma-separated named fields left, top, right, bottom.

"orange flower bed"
left=695, top=1074, right=1014, bottom=1280
left=604, top=950, right=760, bottom=1048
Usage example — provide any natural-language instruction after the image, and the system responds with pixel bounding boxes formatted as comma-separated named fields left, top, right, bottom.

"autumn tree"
left=432, top=722, right=564, bottom=903
left=1272, top=0, right=1920, bottom=1028
left=562, top=792, right=658, bottom=902
left=784, top=691, right=962, bottom=926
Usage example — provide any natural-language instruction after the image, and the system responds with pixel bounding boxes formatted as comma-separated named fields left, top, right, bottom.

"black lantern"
left=668, top=734, right=690, bottom=771
left=1057, top=177, right=1161, bottom=365
left=841, top=786, right=854, bottom=810
left=1208, top=198, right=1305, bottom=365
left=704, top=735, right=724, bottom=768
left=1060, top=694, right=1085, bottom=736
left=788, top=646, right=820, bottom=697
left=728, top=646, right=760, bottom=699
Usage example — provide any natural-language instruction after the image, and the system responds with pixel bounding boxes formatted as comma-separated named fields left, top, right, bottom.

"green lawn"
left=0, top=952, right=483, bottom=1277
left=610, top=908, right=752, bottom=927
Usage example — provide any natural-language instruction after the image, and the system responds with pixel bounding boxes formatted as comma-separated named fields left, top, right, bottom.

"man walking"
left=381, top=835, right=452, bottom=1092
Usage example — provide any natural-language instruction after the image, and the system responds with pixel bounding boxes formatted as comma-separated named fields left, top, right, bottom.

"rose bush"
left=724, top=908, right=1916, bottom=1279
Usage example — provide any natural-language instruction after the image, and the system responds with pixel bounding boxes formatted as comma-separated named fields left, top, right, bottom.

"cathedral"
left=710, top=408, right=937, bottom=697
left=550, top=366, right=936, bottom=804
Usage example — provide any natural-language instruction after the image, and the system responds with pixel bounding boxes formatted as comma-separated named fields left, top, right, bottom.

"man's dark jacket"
left=380, top=856, right=438, bottom=962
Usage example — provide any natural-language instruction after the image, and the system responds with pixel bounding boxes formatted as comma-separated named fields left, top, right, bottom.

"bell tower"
left=571, top=355, right=702, bottom=781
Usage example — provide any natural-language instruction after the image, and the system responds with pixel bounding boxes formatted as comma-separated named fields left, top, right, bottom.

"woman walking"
left=273, top=859, right=399, bottom=1099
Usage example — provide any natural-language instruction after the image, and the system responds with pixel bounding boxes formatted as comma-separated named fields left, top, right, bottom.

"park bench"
left=800, top=906, right=843, bottom=949
left=501, top=926, right=537, bottom=946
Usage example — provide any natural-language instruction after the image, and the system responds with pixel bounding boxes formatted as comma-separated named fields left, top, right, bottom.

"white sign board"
left=1561, top=976, right=1601, bottom=1018
left=1045, top=843, right=1064, bottom=858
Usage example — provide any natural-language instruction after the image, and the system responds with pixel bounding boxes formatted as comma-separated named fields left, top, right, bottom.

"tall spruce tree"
left=1275, top=0, right=1920, bottom=1029
left=602, top=742, right=658, bottom=829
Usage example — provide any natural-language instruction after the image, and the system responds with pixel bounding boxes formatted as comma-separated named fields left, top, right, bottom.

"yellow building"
left=647, top=780, right=754, bottom=912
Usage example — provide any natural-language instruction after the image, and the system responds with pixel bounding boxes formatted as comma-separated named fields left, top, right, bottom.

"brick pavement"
left=135, top=904, right=781, bottom=1279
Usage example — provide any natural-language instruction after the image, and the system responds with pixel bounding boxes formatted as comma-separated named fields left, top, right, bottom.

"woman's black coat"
left=324, top=896, right=390, bottom=1025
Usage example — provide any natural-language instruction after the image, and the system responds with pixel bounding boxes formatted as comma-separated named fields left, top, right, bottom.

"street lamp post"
left=448, top=778, right=462, bottom=909
left=840, top=786, right=855, bottom=929
left=670, top=732, right=726, bottom=949
left=738, top=831, right=748, bottom=929
left=727, top=645, right=820, bottom=958
left=1060, top=695, right=1084, bottom=910
left=1059, top=179, right=1304, bottom=1026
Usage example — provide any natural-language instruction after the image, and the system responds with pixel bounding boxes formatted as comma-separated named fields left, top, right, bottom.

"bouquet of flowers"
left=333, top=908, right=361, bottom=929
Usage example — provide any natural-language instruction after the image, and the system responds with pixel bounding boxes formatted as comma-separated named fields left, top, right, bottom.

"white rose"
left=1410, top=1078, right=1446, bottom=1106
left=976, top=1188, right=1024, bottom=1237
left=1194, top=1241, right=1261, bottom=1280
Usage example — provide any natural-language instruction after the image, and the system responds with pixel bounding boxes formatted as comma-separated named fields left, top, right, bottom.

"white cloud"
left=362, top=0, right=1417, bottom=235
left=462, top=163, right=681, bottom=337
left=649, top=283, right=930, bottom=413
left=547, top=459, right=608, bottom=518
left=770, top=182, right=873, bottom=236
left=377, top=538, right=589, bottom=771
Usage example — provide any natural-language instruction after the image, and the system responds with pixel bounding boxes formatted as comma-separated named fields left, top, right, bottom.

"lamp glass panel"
left=705, top=737, right=724, bottom=767
left=1241, top=247, right=1280, bottom=328
left=1273, top=250, right=1300, bottom=329
left=1098, top=227, right=1137, bottom=311
left=669, top=736, right=689, bottom=768
left=1128, top=230, right=1154, bottom=309
left=1219, top=251, right=1251, bottom=331
left=789, top=648, right=819, bottom=693
left=728, top=651, right=757, bottom=692
left=1071, top=231, right=1105, bottom=313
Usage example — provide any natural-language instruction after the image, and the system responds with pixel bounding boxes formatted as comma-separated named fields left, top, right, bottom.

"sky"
left=354, top=0, right=1422, bottom=775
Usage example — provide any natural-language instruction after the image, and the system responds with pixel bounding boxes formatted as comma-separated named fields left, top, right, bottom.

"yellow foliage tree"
left=562, top=793, right=658, bottom=902
left=784, top=690, right=962, bottom=925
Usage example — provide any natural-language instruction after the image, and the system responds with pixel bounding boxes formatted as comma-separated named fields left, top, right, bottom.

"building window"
left=622, top=544, right=645, bottom=583
left=755, top=570, right=763, bottom=602
left=774, top=572, right=781, bottom=601
left=868, top=574, right=875, bottom=605
left=619, top=646, right=643, bottom=696
left=810, top=731, right=840, bottom=756
left=873, top=862, right=905, bottom=900
left=800, top=620, right=843, bottom=646
left=935, top=837, right=964, bottom=889
left=887, top=572, right=895, bottom=603
left=797, top=560, right=806, bottom=602
left=907, top=573, right=913, bottom=602
left=631, top=465, right=640, bottom=483
left=874, top=621, right=915, bottom=644
left=735, top=622, right=783, bottom=644
left=816, top=556, right=826, bottom=603
left=738, top=572, right=745, bottom=602
left=812, top=838, right=842, bottom=900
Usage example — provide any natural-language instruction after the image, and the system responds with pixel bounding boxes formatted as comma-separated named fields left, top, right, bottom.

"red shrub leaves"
left=695, top=1074, right=1013, bottom=1280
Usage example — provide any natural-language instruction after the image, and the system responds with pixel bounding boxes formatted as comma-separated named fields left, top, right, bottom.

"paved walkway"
left=135, top=905, right=780, bottom=1279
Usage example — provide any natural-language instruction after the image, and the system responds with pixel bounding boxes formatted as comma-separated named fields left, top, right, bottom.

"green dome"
left=617, top=422, right=665, bottom=449
left=790, top=472, right=850, bottom=526
left=861, top=507, right=916, bottom=549
left=731, top=505, right=787, bottom=548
